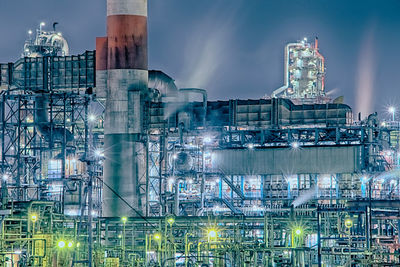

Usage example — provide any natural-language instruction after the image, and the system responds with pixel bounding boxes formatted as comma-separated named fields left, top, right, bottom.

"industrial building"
left=0, top=0, right=399, bottom=266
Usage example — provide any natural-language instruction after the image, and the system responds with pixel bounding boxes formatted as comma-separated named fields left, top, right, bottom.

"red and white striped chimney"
left=96, top=0, right=148, bottom=217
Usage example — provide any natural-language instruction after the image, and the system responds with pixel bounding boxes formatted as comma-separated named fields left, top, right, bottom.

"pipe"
left=179, top=88, right=208, bottom=127
left=35, top=95, right=73, bottom=143
left=148, top=70, right=178, bottom=100
left=179, top=88, right=207, bottom=104
left=314, top=37, right=325, bottom=93
left=174, top=179, right=184, bottom=216
left=367, top=112, right=378, bottom=168
left=48, top=34, right=69, bottom=56
left=272, top=42, right=304, bottom=98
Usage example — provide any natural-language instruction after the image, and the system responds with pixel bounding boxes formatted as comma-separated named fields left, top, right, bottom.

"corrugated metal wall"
left=211, top=145, right=362, bottom=175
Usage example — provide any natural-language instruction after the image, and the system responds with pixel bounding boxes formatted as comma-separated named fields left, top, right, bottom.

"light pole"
left=122, top=217, right=127, bottom=263
left=184, top=233, right=193, bottom=267
left=39, top=22, right=45, bottom=33
left=344, top=217, right=353, bottom=265
left=153, top=233, right=162, bottom=266
left=30, top=213, right=38, bottom=234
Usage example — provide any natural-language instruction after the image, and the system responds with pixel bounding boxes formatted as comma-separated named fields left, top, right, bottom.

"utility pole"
left=87, top=161, right=93, bottom=267
left=317, top=206, right=322, bottom=267
left=87, top=96, right=94, bottom=267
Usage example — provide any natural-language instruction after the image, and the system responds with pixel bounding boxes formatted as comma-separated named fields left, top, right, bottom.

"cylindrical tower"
left=97, top=0, right=148, bottom=217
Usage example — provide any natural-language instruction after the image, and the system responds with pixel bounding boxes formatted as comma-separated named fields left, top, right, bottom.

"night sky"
left=0, top=0, right=399, bottom=119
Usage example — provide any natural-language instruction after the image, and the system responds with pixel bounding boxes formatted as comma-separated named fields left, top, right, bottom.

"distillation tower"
left=272, top=37, right=327, bottom=103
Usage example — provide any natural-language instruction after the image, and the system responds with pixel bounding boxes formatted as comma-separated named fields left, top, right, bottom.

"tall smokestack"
left=96, top=0, right=148, bottom=217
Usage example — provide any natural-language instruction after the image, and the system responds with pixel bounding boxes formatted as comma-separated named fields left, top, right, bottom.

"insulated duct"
left=148, top=70, right=178, bottom=101
left=20, top=23, right=73, bottom=143
left=35, top=95, right=73, bottom=143
left=179, top=88, right=208, bottom=128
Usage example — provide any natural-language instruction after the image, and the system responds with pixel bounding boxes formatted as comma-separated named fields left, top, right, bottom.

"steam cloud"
left=177, top=4, right=238, bottom=90
left=292, top=185, right=317, bottom=207
left=355, top=28, right=376, bottom=119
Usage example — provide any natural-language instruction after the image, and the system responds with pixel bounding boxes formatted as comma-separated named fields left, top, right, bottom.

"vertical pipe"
left=159, top=132, right=165, bottom=216
left=397, top=220, right=400, bottom=244
left=175, top=181, right=180, bottom=215
left=88, top=169, right=93, bottom=267
left=317, top=207, right=322, bottom=267
left=200, top=146, right=205, bottom=213
left=145, top=138, right=149, bottom=216
left=17, top=97, right=21, bottom=195
left=1, top=95, right=7, bottom=206
left=62, top=94, right=66, bottom=180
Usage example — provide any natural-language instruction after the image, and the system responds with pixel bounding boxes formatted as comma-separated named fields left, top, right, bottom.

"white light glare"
left=28, top=30, right=33, bottom=35
left=94, top=149, right=104, bottom=157
left=64, top=209, right=80, bottom=216
left=291, top=142, right=300, bottom=149
left=361, top=176, right=369, bottom=183
left=40, top=22, right=45, bottom=26
left=2, top=174, right=8, bottom=181
left=88, top=114, right=96, bottom=122
left=203, top=136, right=212, bottom=144
left=389, top=106, right=396, bottom=114
left=248, top=143, right=254, bottom=149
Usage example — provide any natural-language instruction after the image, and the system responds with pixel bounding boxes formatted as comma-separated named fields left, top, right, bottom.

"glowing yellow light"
left=167, top=216, right=175, bottom=225
left=344, top=218, right=353, bottom=229
left=76, top=242, right=80, bottom=248
left=58, top=241, right=66, bottom=248
left=153, top=233, right=161, bottom=241
left=295, top=228, right=302, bottom=235
left=68, top=241, right=73, bottom=248
left=121, top=217, right=127, bottom=223
left=207, top=229, right=217, bottom=239
left=30, top=214, right=38, bottom=223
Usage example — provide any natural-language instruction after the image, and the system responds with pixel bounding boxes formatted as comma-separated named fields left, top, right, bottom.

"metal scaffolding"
left=0, top=28, right=400, bottom=266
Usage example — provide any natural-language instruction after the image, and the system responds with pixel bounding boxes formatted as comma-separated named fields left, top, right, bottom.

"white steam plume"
left=291, top=185, right=317, bottom=208
left=355, top=27, right=376, bottom=119
left=178, top=4, right=239, bottom=90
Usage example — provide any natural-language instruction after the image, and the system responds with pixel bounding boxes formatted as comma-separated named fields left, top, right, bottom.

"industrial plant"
left=0, top=0, right=399, bottom=266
